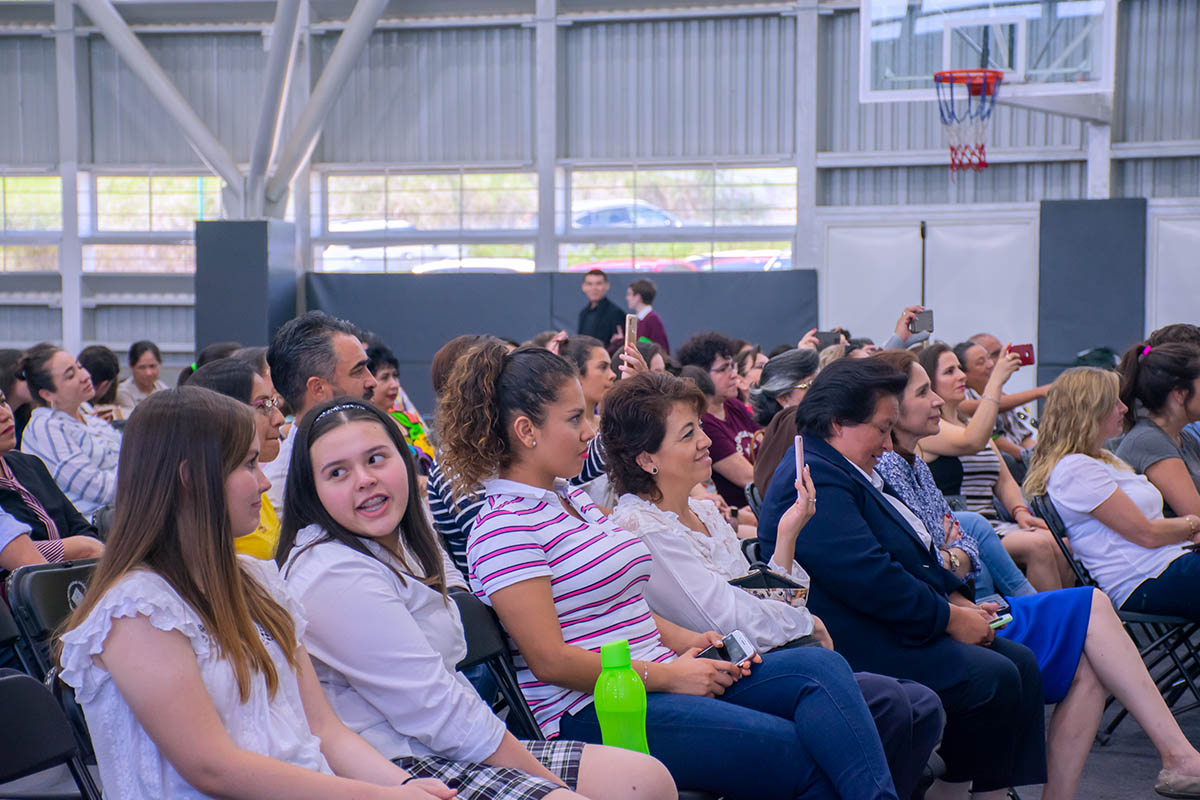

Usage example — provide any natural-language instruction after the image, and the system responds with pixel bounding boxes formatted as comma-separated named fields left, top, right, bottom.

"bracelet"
left=1011, top=505, right=1030, bottom=517
left=981, top=395, right=1001, bottom=405
left=402, top=776, right=419, bottom=785
left=641, top=659, right=650, bottom=685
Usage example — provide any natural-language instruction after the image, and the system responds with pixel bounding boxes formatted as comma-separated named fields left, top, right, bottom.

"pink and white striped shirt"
left=468, top=477, right=675, bottom=738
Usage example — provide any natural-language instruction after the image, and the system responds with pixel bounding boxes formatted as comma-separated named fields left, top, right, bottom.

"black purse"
left=728, top=564, right=808, bottom=608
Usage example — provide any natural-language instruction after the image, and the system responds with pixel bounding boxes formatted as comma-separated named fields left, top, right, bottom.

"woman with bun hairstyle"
left=276, top=397, right=674, bottom=800
left=438, top=340, right=904, bottom=800
left=59, top=387, right=455, bottom=800
left=1114, top=341, right=1200, bottom=519
left=18, top=343, right=122, bottom=518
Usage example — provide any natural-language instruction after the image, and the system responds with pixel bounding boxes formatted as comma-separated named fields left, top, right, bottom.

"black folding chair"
left=0, top=598, right=36, bottom=676
left=740, top=537, right=762, bottom=567
left=5, top=560, right=98, bottom=681
left=451, top=590, right=543, bottom=740
left=0, top=668, right=101, bottom=800
left=1030, top=495, right=1200, bottom=739
left=743, top=483, right=763, bottom=516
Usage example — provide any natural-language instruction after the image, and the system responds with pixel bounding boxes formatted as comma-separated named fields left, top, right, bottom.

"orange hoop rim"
left=933, top=68, right=1004, bottom=95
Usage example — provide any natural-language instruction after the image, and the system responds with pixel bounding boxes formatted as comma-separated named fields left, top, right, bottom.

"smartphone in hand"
left=1010, top=344, right=1035, bottom=366
left=793, top=434, right=805, bottom=482
left=625, top=314, right=638, bottom=346
left=696, top=631, right=757, bottom=666
left=908, top=309, right=934, bottom=334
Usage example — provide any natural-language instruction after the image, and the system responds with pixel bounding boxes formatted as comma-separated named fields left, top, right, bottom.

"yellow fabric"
left=235, top=493, right=280, bottom=560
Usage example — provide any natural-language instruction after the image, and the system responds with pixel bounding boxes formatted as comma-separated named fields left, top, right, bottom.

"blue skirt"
left=995, top=586, right=1093, bottom=704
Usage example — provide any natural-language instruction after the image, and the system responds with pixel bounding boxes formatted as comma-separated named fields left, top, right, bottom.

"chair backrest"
left=744, top=482, right=763, bottom=516
left=45, top=665, right=95, bottom=762
left=450, top=590, right=544, bottom=740
left=6, top=559, right=98, bottom=679
left=0, top=597, right=35, bottom=675
left=1029, top=495, right=1096, bottom=588
left=0, top=668, right=102, bottom=799
left=740, top=537, right=762, bottom=567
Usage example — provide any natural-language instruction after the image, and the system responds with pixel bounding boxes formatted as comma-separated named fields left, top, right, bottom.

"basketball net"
left=934, top=69, right=1003, bottom=178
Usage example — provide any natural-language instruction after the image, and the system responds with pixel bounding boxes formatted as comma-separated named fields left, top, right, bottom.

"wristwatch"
left=941, top=548, right=961, bottom=572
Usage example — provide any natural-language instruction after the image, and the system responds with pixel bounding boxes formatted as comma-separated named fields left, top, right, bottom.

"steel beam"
left=533, top=0, right=557, bottom=272
left=55, top=0, right=82, bottom=354
left=247, top=0, right=301, bottom=218
left=794, top=2, right=819, bottom=276
left=265, top=0, right=390, bottom=207
left=73, top=0, right=244, bottom=207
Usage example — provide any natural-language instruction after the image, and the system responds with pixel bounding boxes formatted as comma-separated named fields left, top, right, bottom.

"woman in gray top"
left=1115, top=341, right=1200, bottom=517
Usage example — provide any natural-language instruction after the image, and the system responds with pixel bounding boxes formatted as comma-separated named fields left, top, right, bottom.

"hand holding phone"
left=908, top=309, right=934, bottom=334
left=624, top=314, right=638, bottom=348
left=814, top=331, right=842, bottom=349
left=1010, top=343, right=1035, bottom=366
left=696, top=631, right=757, bottom=667
left=793, top=435, right=804, bottom=482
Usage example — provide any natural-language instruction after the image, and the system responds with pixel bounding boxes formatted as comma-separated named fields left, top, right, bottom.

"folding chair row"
left=3, top=560, right=98, bottom=682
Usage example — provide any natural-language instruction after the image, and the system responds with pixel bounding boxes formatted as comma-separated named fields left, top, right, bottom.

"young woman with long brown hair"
left=58, top=387, right=455, bottom=800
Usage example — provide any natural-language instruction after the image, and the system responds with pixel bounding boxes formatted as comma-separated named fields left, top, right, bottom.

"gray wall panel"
left=1116, top=158, right=1200, bottom=198
left=563, top=16, right=796, bottom=160
left=1116, top=0, right=1200, bottom=144
left=315, top=27, right=534, bottom=164
left=819, top=162, right=1086, bottom=206
left=88, top=33, right=267, bottom=166
left=0, top=37, right=58, bottom=166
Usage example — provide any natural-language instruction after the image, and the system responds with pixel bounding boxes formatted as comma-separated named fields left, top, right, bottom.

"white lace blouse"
left=610, top=494, right=815, bottom=652
left=59, top=557, right=333, bottom=799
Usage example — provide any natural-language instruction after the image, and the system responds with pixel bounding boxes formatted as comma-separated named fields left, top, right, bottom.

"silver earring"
left=531, top=440, right=537, bottom=447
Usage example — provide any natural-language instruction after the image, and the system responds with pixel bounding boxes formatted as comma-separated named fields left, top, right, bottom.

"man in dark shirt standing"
left=577, top=269, right=625, bottom=344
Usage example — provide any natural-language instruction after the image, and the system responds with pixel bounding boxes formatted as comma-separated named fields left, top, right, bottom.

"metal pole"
left=533, top=0, right=557, bottom=272
left=74, top=0, right=244, bottom=205
left=919, top=220, right=927, bottom=307
left=247, top=0, right=301, bottom=218
left=265, top=0, right=390, bottom=206
left=55, top=0, right=82, bottom=354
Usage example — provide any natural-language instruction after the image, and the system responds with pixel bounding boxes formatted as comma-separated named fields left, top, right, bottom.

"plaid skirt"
left=394, top=739, right=585, bottom=800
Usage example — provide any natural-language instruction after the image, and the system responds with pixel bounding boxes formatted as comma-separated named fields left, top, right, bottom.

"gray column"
left=534, top=0, right=558, bottom=272
left=55, top=0, right=82, bottom=354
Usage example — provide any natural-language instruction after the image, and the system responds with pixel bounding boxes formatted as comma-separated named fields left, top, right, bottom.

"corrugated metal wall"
left=88, top=33, right=269, bottom=166
left=818, top=162, right=1087, bottom=206
left=1115, top=0, right=1200, bottom=143
left=315, top=26, right=534, bottom=164
left=562, top=16, right=796, bottom=160
left=0, top=37, right=58, bottom=166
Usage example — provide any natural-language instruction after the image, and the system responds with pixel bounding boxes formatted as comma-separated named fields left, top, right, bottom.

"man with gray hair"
left=262, top=310, right=377, bottom=507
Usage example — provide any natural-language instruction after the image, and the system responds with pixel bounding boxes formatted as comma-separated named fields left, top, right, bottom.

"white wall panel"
left=821, top=224, right=923, bottom=338
left=1146, top=210, right=1200, bottom=332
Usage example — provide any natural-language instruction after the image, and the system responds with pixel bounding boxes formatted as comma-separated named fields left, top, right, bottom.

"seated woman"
left=757, top=359, right=1045, bottom=800
left=873, top=350, right=1200, bottom=799
left=116, top=340, right=169, bottom=415
left=1025, top=367, right=1200, bottom=622
left=749, top=348, right=818, bottom=497
left=734, top=344, right=768, bottom=406
left=0, top=348, right=33, bottom=447
left=188, top=358, right=287, bottom=560
left=917, top=343, right=1073, bottom=591
left=365, top=337, right=435, bottom=471
left=0, top=386, right=103, bottom=567
left=277, top=398, right=674, bottom=800
left=18, top=344, right=122, bottom=519
left=604, top=372, right=943, bottom=800
left=425, top=335, right=608, bottom=580
left=78, top=345, right=123, bottom=422
left=438, top=341, right=905, bottom=800
left=59, top=387, right=455, bottom=800
left=1114, top=341, right=1200, bottom=517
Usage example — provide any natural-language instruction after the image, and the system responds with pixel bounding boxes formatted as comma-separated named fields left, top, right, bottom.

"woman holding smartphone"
left=437, top=342, right=904, bottom=800
left=603, top=372, right=943, bottom=800
left=58, top=388, right=454, bottom=800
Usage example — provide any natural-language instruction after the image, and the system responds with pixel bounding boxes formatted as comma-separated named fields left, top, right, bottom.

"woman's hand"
left=663, top=649, right=744, bottom=696
left=946, top=603, right=995, bottom=646
left=1015, top=509, right=1048, bottom=530
left=986, top=346, right=1022, bottom=391
left=617, top=343, right=648, bottom=379
left=797, top=328, right=821, bottom=351
left=893, top=305, right=926, bottom=342
left=546, top=330, right=569, bottom=356
left=942, top=513, right=962, bottom=547
left=777, top=466, right=817, bottom=543
left=397, top=778, right=456, bottom=799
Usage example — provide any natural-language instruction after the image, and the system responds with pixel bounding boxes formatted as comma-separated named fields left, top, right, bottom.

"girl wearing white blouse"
left=603, top=372, right=944, bottom=800
left=58, top=387, right=454, bottom=800
left=276, top=398, right=676, bottom=800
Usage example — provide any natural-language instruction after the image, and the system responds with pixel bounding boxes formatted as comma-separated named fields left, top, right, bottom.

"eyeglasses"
left=709, top=361, right=736, bottom=375
left=253, top=396, right=283, bottom=416
left=794, top=381, right=813, bottom=391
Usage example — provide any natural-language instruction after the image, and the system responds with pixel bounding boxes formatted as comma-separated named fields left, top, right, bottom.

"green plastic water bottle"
left=593, top=639, right=650, bottom=754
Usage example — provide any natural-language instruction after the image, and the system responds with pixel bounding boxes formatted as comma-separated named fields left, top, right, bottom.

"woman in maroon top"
left=678, top=333, right=761, bottom=509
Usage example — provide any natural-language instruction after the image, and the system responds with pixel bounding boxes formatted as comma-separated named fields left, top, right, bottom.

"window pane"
left=2, top=177, right=63, bottom=231
left=714, top=168, right=797, bottom=226
left=150, top=176, right=220, bottom=231
left=97, top=177, right=150, bottom=231
left=83, top=244, right=194, bottom=273
left=460, top=173, right=537, bottom=229
left=386, top=174, right=459, bottom=230
left=328, top=175, right=387, bottom=229
left=316, top=243, right=533, bottom=274
left=560, top=241, right=791, bottom=272
left=0, top=245, right=57, bottom=272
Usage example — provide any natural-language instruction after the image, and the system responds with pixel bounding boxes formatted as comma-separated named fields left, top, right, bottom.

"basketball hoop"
left=933, top=69, right=1003, bottom=176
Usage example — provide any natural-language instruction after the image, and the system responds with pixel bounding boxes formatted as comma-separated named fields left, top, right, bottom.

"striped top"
left=467, top=477, right=675, bottom=738
left=20, top=407, right=122, bottom=519
left=959, top=445, right=1004, bottom=521
left=429, top=435, right=608, bottom=580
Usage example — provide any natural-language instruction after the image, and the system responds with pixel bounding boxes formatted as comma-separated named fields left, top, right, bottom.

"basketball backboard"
left=860, top=0, right=1117, bottom=103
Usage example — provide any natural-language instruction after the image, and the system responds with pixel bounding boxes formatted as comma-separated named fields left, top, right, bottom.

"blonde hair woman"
left=1025, top=368, right=1200, bottom=621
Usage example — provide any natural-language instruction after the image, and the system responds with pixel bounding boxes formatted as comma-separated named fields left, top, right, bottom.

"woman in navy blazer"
left=758, top=359, right=1045, bottom=799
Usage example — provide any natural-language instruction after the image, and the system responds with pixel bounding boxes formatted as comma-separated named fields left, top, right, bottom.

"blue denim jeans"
left=954, top=511, right=1036, bottom=598
left=558, top=645, right=900, bottom=800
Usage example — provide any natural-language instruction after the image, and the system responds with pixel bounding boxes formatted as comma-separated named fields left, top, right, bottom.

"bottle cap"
left=600, top=639, right=632, bottom=669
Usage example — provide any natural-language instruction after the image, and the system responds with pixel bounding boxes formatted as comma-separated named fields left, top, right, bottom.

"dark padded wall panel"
left=307, top=271, right=817, bottom=414
left=196, top=220, right=298, bottom=349
left=1038, top=199, right=1147, bottom=386
left=549, top=272, right=818, bottom=359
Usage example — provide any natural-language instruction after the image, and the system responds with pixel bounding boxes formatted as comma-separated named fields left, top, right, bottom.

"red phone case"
left=1011, top=344, right=1035, bottom=366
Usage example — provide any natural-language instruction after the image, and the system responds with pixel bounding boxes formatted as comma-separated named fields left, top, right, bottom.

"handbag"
left=728, top=564, right=808, bottom=608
